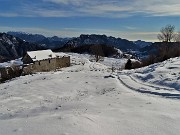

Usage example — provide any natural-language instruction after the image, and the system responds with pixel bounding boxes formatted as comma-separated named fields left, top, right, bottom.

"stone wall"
left=0, top=66, right=22, bottom=82
left=0, top=56, right=70, bottom=81
left=33, top=58, right=56, bottom=72
left=23, top=58, right=56, bottom=75
left=22, top=56, right=70, bottom=75
left=56, top=56, right=70, bottom=68
left=22, top=64, right=34, bottom=75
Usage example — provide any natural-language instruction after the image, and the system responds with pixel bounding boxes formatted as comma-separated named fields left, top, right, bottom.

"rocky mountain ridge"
left=65, top=34, right=139, bottom=51
left=8, top=32, right=151, bottom=51
left=0, top=33, right=45, bottom=62
left=7, top=32, right=70, bottom=49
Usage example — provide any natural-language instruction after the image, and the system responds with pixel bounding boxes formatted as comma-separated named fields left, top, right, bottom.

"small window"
left=49, top=60, right=50, bottom=63
left=39, top=61, right=40, bottom=65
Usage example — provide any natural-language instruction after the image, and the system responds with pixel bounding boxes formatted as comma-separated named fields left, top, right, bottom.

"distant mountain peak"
left=134, top=40, right=152, bottom=48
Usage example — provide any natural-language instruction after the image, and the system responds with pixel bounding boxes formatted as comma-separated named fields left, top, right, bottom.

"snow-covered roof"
left=130, top=59, right=141, bottom=63
left=55, top=52, right=70, bottom=57
left=27, top=49, right=56, bottom=62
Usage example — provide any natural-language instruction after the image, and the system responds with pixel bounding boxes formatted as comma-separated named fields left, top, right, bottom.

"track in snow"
left=118, top=74, right=180, bottom=99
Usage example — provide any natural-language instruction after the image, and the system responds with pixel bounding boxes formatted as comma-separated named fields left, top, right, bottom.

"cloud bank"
left=0, top=26, right=159, bottom=42
left=1, top=0, right=180, bottom=17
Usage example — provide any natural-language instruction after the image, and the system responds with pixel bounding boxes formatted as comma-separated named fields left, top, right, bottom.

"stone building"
left=22, top=49, right=70, bottom=74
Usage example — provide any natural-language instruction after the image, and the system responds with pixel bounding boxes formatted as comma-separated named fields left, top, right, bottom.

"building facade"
left=22, top=50, right=70, bottom=74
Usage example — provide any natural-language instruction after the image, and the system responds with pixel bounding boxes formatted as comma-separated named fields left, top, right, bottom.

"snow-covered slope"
left=120, top=57, right=180, bottom=92
left=0, top=54, right=180, bottom=135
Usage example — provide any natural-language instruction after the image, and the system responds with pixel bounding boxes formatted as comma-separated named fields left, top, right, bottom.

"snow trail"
left=118, top=75, right=180, bottom=99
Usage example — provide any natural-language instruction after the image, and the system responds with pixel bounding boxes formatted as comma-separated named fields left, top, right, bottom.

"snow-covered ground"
left=0, top=53, right=180, bottom=135
left=120, top=57, right=180, bottom=92
left=0, top=58, right=23, bottom=68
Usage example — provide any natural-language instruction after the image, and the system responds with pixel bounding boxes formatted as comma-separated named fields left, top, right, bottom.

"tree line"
left=125, top=24, right=180, bottom=69
left=157, top=24, right=180, bottom=42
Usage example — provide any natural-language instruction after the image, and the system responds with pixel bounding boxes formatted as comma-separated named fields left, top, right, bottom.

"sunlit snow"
left=0, top=53, right=179, bottom=135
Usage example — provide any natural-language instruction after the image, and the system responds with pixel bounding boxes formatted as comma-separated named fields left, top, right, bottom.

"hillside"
left=54, top=44, right=125, bottom=58
left=0, top=33, right=45, bottom=62
left=136, top=42, right=180, bottom=63
left=0, top=53, right=179, bottom=135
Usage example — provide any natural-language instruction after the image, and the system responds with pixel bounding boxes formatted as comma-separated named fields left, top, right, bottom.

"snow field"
left=0, top=53, right=180, bottom=135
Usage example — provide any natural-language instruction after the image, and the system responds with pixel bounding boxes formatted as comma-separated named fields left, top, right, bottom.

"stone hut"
left=22, top=49, right=70, bottom=74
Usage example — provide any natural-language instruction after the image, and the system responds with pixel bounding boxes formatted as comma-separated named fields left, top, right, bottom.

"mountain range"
left=7, top=32, right=71, bottom=49
left=64, top=34, right=138, bottom=51
left=0, top=32, right=154, bottom=62
left=7, top=32, right=152, bottom=51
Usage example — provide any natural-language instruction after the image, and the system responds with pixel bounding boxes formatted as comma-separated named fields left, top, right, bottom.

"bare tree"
left=90, top=45, right=104, bottom=62
left=174, top=32, right=180, bottom=42
left=157, top=24, right=175, bottom=42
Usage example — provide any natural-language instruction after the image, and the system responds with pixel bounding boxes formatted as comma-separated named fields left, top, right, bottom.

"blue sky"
left=0, top=0, right=180, bottom=41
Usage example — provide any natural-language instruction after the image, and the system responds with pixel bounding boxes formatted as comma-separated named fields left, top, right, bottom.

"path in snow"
left=118, top=74, right=180, bottom=99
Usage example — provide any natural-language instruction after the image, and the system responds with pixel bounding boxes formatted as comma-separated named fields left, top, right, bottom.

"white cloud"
left=29, top=9, right=74, bottom=17
left=42, top=0, right=180, bottom=17
left=1, top=0, right=179, bottom=18
left=43, top=0, right=84, bottom=5
left=0, top=13, right=20, bottom=17
left=124, top=26, right=137, bottom=30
